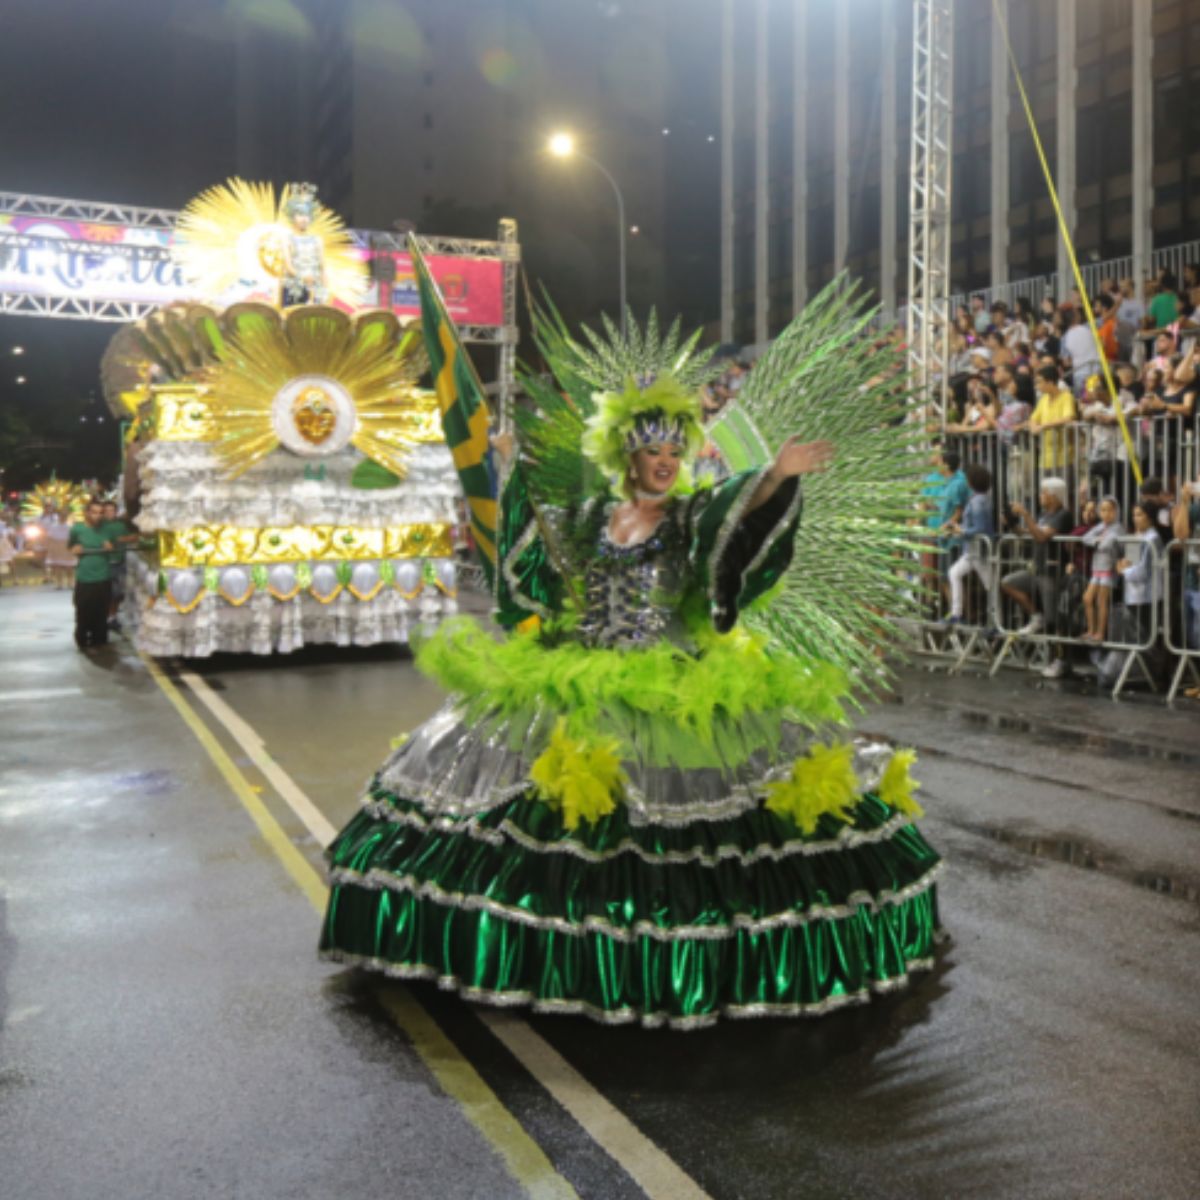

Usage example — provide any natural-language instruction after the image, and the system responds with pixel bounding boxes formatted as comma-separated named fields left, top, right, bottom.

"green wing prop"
left=708, top=277, right=928, bottom=679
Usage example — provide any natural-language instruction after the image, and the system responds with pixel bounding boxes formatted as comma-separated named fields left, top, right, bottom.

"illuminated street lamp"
left=12, top=346, right=24, bottom=355
left=548, top=131, right=627, bottom=336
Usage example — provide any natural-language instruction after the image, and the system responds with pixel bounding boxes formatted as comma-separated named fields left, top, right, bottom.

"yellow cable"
left=991, top=0, right=1142, bottom=484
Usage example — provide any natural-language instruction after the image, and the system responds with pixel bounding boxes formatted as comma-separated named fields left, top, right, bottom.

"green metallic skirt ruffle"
left=320, top=777, right=942, bottom=1029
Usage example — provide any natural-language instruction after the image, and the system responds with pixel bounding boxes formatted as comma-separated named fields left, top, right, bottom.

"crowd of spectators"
left=924, top=439, right=1200, bottom=694
left=687, top=320, right=1200, bottom=697
left=939, top=269, right=1198, bottom=555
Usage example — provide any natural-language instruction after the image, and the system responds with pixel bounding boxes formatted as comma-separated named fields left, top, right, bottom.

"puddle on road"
left=934, top=704, right=1200, bottom=767
left=966, top=822, right=1200, bottom=911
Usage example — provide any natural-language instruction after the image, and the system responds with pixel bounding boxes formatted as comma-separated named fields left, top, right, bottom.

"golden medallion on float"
left=292, top=385, right=338, bottom=444
left=271, top=374, right=357, bottom=457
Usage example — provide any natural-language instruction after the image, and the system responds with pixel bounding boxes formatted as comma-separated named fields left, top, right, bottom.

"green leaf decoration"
left=379, top=560, right=396, bottom=585
left=334, top=561, right=353, bottom=586
left=350, top=460, right=401, bottom=490
left=203, top=567, right=219, bottom=592
left=251, top=565, right=268, bottom=590
left=296, top=562, right=313, bottom=588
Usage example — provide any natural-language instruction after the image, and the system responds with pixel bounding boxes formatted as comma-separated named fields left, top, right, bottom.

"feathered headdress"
left=581, top=372, right=706, bottom=489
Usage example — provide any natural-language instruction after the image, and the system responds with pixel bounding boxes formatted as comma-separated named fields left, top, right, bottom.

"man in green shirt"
left=101, top=499, right=138, bottom=630
left=67, top=500, right=114, bottom=650
left=1148, top=274, right=1180, bottom=332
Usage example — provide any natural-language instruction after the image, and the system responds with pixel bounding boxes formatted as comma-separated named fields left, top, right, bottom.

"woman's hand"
left=490, top=431, right=516, bottom=466
left=746, top=438, right=836, bottom=516
left=769, top=437, right=835, bottom=481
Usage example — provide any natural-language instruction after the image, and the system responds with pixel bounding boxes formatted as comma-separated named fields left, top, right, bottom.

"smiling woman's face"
left=629, top=444, right=683, bottom=495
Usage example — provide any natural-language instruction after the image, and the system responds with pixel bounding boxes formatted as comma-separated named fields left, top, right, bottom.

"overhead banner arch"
left=0, top=191, right=516, bottom=346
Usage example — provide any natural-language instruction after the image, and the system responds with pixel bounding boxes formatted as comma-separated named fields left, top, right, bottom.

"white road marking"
left=179, top=666, right=713, bottom=1200
left=0, top=687, right=83, bottom=702
left=482, top=1012, right=712, bottom=1200
left=178, top=670, right=339, bottom=847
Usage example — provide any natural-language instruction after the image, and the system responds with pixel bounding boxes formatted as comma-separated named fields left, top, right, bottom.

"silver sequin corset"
left=574, top=527, right=692, bottom=650
left=287, top=234, right=324, bottom=284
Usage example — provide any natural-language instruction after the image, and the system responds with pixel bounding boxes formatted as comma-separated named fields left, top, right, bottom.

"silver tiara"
left=623, top=411, right=687, bottom=452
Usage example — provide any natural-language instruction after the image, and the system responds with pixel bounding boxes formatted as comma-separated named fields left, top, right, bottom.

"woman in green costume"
left=320, top=287, right=943, bottom=1028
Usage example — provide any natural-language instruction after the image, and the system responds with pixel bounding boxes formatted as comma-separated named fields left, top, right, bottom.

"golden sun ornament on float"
left=201, top=305, right=430, bottom=478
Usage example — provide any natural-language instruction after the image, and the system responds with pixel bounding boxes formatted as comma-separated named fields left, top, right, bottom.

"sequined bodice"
left=288, top=233, right=324, bottom=281
left=574, top=506, right=693, bottom=649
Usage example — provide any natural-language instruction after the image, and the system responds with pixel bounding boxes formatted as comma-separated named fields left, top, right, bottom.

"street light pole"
left=548, top=133, right=628, bottom=337
left=576, top=152, right=627, bottom=338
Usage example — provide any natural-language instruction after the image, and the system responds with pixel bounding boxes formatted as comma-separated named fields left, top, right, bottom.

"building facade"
left=722, top=0, right=1200, bottom=347
left=300, top=0, right=701, bottom=330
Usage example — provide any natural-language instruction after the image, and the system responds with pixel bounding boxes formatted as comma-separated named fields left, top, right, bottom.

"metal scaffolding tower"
left=905, top=0, right=954, bottom=420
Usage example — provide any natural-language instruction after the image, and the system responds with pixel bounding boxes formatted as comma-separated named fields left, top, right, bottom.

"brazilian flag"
left=408, top=236, right=498, bottom=586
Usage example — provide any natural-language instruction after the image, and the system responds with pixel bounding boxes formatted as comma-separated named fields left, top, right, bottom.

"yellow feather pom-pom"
left=878, top=748, right=924, bottom=818
left=529, top=719, right=625, bottom=830
left=764, top=742, right=859, bottom=834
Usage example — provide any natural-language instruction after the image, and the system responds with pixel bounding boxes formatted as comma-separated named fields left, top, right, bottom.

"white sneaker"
left=1018, top=614, right=1044, bottom=635
left=1041, top=659, right=1067, bottom=679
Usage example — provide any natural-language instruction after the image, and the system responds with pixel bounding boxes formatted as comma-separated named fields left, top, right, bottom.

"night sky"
left=0, top=0, right=720, bottom=491
left=0, top=0, right=251, bottom=489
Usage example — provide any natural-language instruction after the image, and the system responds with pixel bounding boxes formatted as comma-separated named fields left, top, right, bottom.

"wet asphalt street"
left=2, top=586, right=1198, bottom=1200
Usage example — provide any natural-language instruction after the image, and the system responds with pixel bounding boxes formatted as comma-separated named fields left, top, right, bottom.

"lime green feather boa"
left=414, top=616, right=851, bottom=745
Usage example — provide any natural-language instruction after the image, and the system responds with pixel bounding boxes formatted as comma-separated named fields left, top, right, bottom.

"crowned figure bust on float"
left=103, top=178, right=463, bottom=657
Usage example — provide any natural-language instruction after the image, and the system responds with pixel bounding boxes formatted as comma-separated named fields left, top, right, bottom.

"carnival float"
left=19, top=478, right=90, bottom=523
left=101, top=180, right=462, bottom=657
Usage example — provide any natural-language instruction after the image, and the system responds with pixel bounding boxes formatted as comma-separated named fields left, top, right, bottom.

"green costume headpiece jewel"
left=581, top=371, right=706, bottom=488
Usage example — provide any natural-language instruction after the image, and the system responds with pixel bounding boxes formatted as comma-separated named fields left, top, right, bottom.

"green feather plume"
left=721, top=275, right=930, bottom=680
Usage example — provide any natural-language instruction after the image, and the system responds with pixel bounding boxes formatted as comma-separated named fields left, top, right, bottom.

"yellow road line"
left=143, top=654, right=326, bottom=910
left=176, top=657, right=715, bottom=1200
left=179, top=668, right=338, bottom=847
left=142, top=653, right=578, bottom=1200
left=161, top=653, right=714, bottom=1200
left=482, top=1011, right=712, bottom=1200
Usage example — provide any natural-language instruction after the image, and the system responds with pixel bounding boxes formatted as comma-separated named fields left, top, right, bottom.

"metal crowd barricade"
left=989, top=531, right=1165, bottom=699
left=947, top=413, right=1199, bottom=522
left=895, top=532, right=1000, bottom=674
left=902, top=409, right=1200, bottom=698
left=1163, top=537, right=1200, bottom=704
